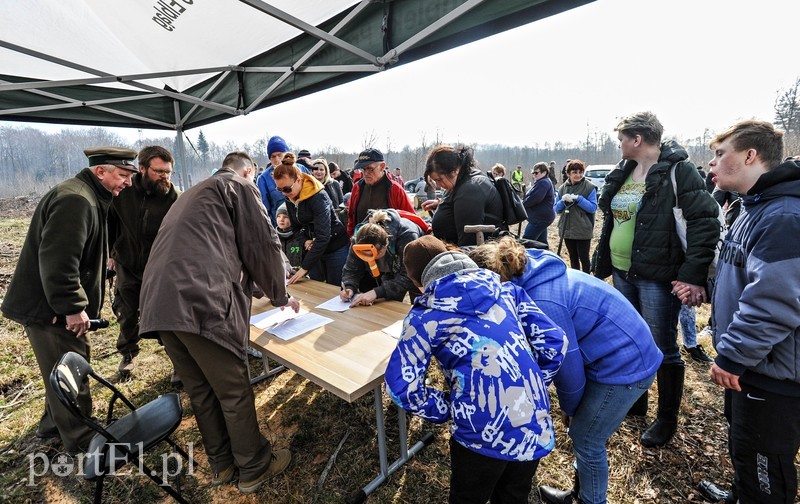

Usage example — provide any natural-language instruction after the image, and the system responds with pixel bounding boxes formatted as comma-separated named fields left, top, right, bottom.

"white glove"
left=563, top=194, right=576, bottom=203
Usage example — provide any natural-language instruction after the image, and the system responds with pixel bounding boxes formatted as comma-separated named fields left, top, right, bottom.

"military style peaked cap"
left=84, top=146, right=138, bottom=171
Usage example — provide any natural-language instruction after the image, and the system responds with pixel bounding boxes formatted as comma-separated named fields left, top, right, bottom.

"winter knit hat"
left=421, top=250, right=478, bottom=288
left=276, top=203, right=288, bottom=217
left=267, top=135, right=290, bottom=157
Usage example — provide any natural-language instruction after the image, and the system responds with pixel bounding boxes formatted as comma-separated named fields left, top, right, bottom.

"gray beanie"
left=420, top=250, right=478, bottom=287
left=276, top=203, right=288, bottom=217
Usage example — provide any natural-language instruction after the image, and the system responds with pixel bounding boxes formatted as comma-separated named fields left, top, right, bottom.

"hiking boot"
left=35, top=426, right=60, bottom=440
left=211, top=464, right=236, bottom=486
left=685, top=345, right=713, bottom=363
left=118, top=354, right=135, bottom=376
left=238, top=449, right=291, bottom=494
left=170, top=371, right=183, bottom=389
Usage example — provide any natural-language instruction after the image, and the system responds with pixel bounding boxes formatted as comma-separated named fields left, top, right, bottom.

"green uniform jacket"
left=592, top=141, right=721, bottom=286
left=108, top=173, right=180, bottom=274
left=2, top=168, right=112, bottom=325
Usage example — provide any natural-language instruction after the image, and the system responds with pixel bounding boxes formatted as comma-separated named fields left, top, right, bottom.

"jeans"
left=612, top=268, right=682, bottom=365
left=308, top=243, right=349, bottom=286
left=523, top=220, right=550, bottom=247
left=678, top=304, right=697, bottom=347
left=569, top=375, right=656, bottom=504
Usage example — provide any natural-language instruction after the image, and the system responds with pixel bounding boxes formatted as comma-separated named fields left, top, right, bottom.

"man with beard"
left=108, top=145, right=180, bottom=378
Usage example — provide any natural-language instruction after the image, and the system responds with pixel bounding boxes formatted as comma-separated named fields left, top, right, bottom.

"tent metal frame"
left=0, top=0, right=593, bottom=189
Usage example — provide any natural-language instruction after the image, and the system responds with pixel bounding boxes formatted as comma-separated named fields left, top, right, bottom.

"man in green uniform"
left=2, top=147, right=136, bottom=454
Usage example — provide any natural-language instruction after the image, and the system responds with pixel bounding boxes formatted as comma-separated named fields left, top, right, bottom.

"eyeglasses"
left=150, top=168, right=174, bottom=176
left=277, top=180, right=296, bottom=193
left=362, top=164, right=382, bottom=174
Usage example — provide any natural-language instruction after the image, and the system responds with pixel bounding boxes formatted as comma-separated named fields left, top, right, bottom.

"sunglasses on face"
left=150, top=168, right=174, bottom=176
left=277, top=180, right=296, bottom=193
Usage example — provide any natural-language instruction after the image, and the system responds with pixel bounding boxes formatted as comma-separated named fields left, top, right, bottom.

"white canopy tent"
left=1, top=0, right=593, bottom=187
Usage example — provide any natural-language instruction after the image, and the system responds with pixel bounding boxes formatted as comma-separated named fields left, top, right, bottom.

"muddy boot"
left=640, top=364, right=684, bottom=447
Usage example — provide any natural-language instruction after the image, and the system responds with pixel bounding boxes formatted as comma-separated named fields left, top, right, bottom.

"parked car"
left=585, top=164, right=615, bottom=189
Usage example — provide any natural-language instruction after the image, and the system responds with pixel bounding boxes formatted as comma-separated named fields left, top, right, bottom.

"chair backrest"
left=50, top=351, right=95, bottom=421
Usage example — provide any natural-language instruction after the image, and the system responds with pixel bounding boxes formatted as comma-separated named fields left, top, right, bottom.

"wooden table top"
left=249, top=280, right=411, bottom=402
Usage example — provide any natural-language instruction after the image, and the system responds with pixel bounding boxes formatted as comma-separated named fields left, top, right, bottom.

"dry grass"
left=0, top=202, right=737, bottom=503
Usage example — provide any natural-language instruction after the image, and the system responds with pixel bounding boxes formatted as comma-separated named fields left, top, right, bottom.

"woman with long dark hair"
left=422, top=145, right=503, bottom=246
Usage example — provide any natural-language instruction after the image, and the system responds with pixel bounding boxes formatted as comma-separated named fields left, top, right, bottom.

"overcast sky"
left=6, top=0, right=799, bottom=156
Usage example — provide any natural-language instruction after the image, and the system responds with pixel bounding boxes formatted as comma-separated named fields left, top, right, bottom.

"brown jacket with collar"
left=139, top=167, right=288, bottom=359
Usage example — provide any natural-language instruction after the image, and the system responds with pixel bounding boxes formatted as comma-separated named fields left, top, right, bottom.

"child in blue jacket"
left=470, top=237, right=662, bottom=504
left=385, top=235, right=567, bottom=503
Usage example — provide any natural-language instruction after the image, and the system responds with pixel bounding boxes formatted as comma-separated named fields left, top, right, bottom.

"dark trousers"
left=159, top=331, right=272, bottom=481
left=27, top=323, right=94, bottom=452
left=725, top=383, right=800, bottom=503
left=448, top=438, right=539, bottom=504
left=112, top=262, right=142, bottom=357
left=564, top=239, right=591, bottom=272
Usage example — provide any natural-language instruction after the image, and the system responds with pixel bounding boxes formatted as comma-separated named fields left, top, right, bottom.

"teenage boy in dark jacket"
left=695, top=120, right=800, bottom=504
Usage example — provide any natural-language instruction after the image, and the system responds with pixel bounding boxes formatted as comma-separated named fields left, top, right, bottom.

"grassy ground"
left=0, top=200, right=736, bottom=503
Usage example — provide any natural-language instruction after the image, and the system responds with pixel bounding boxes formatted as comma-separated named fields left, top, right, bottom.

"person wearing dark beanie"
left=387, top=235, right=568, bottom=503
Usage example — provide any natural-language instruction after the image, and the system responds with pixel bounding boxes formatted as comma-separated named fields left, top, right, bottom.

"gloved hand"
left=562, top=194, right=577, bottom=203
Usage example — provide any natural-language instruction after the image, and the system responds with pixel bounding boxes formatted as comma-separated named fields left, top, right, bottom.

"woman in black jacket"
left=310, top=158, right=344, bottom=208
left=593, top=112, right=721, bottom=448
left=422, top=145, right=503, bottom=246
left=273, top=153, right=349, bottom=286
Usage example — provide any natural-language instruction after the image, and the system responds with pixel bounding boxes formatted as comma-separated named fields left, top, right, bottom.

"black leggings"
left=564, top=238, right=591, bottom=273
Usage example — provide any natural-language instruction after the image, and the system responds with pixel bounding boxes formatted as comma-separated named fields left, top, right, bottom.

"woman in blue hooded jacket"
left=469, top=237, right=662, bottom=504
left=385, top=235, right=567, bottom=504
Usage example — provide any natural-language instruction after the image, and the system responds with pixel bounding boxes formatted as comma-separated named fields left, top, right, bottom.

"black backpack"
left=490, top=174, right=527, bottom=226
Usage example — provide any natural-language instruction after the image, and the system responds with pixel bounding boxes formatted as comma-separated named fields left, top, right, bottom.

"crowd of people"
left=2, top=112, right=799, bottom=503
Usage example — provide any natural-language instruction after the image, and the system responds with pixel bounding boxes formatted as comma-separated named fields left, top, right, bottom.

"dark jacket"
left=108, top=173, right=180, bottom=274
left=335, top=169, right=353, bottom=194
left=554, top=178, right=597, bottom=240
left=138, top=168, right=289, bottom=360
left=431, top=168, right=503, bottom=246
left=523, top=176, right=556, bottom=225
left=323, top=179, right=344, bottom=208
left=712, top=160, right=800, bottom=396
left=341, top=208, right=424, bottom=301
left=2, top=169, right=112, bottom=324
left=593, top=141, right=720, bottom=285
left=285, top=173, right=349, bottom=271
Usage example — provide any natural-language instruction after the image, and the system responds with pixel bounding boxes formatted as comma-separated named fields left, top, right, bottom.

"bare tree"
left=775, top=77, right=800, bottom=133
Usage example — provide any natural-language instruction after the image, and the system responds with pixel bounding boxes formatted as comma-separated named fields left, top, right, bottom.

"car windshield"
left=586, top=169, right=610, bottom=177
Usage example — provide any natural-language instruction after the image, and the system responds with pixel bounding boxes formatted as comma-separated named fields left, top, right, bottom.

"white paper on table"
left=382, top=320, right=404, bottom=339
left=316, top=296, right=352, bottom=312
left=250, top=308, right=308, bottom=330
left=267, top=312, right=333, bottom=341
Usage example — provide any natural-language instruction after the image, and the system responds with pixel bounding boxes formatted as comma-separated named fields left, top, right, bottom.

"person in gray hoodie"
left=690, top=120, right=800, bottom=504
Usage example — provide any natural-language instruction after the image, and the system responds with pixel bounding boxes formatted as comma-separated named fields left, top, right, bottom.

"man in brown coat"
left=139, top=151, right=298, bottom=494
left=2, top=147, right=136, bottom=454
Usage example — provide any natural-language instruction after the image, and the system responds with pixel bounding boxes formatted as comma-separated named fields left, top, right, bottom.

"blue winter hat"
left=267, top=136, right=289, bottom=157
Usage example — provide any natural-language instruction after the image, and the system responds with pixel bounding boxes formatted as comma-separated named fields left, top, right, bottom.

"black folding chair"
left=49, top=351, right=192, bottom=503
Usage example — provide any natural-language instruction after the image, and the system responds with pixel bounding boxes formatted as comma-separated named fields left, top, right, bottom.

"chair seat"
left=83, top=393, right=182, bottom=480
